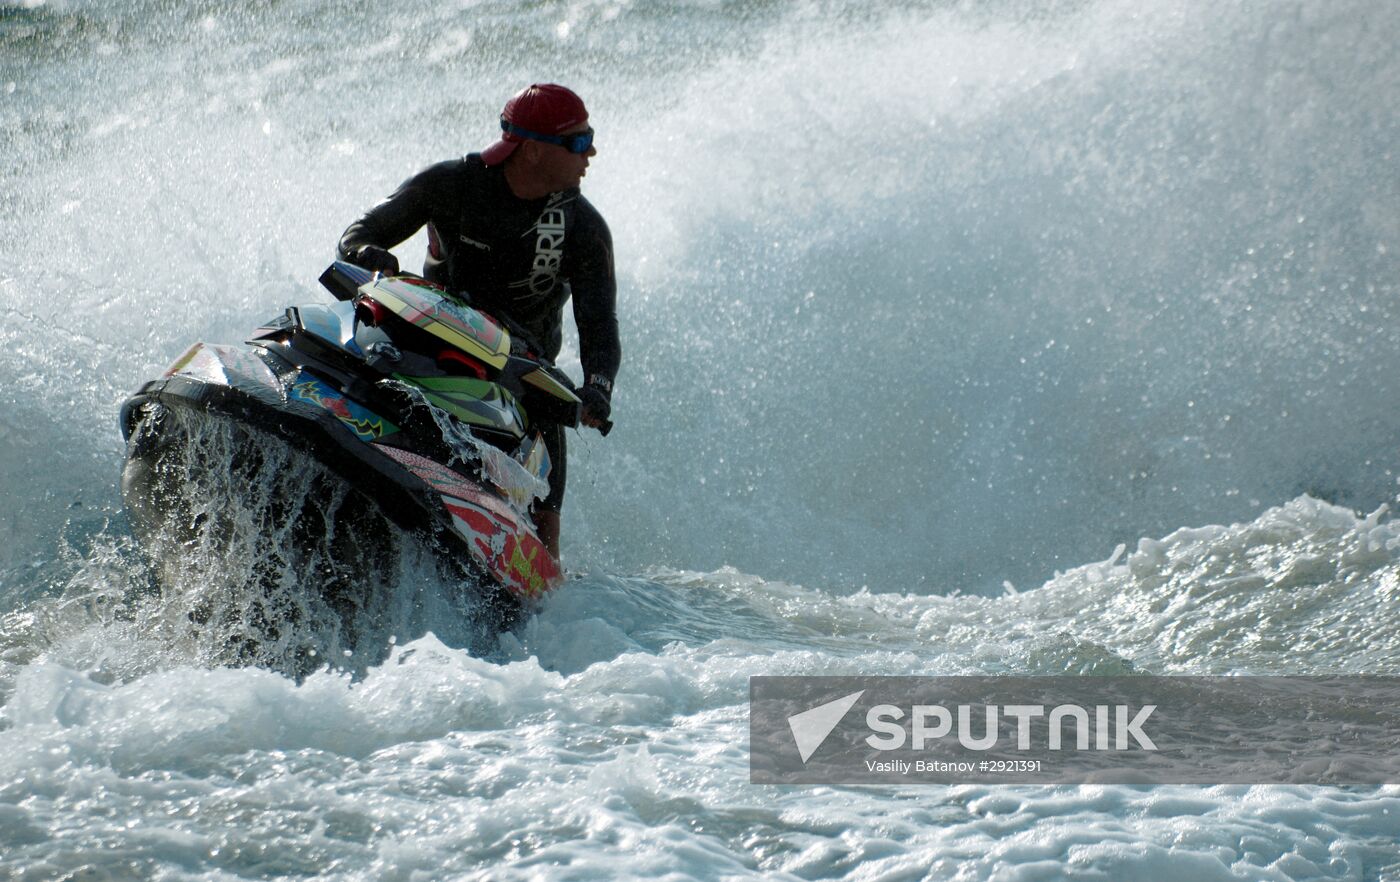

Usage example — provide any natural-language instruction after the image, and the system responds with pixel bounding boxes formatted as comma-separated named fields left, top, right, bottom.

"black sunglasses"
left=501, top=119, right=594, bottom=154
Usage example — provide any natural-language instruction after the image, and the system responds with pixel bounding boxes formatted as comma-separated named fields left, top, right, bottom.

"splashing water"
left=3, top=0, right=1400, bottom=878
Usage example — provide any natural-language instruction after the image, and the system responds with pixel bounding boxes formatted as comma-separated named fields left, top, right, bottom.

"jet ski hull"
left=119, top=268, right=573, bottom=667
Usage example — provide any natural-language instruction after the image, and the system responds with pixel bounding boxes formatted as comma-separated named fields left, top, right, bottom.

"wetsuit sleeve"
left=569, top=201, right=621, bottom=388
left=337, top=160, right=461, bottom=260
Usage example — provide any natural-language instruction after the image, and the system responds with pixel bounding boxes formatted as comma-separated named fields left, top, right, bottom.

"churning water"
left=3, top=0, right=1400, bottom=879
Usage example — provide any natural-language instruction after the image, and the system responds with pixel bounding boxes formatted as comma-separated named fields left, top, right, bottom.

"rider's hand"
left=352, top=245, right=400, bottom=276
left=578, top=381, right=611, bottom=429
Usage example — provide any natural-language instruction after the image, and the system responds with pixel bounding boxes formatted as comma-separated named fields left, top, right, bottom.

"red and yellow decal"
left=441, top=495, right=562, bottom=599
left=378, top=446, right=562, bottom=597
left=365, top=279, right=509, bottom=370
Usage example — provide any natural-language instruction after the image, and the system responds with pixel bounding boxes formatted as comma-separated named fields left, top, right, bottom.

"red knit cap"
left=480, top=84, right=589, bottom=165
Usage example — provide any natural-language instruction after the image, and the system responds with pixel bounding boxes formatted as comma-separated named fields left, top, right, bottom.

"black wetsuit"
left=337, top=154, right=620, bottom=512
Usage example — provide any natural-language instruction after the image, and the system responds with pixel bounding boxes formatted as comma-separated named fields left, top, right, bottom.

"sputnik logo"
left=788, top=690, right=864, bottom=763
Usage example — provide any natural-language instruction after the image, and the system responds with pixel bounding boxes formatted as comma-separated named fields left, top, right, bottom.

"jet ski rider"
left=336, top=83, right=620, bottom=562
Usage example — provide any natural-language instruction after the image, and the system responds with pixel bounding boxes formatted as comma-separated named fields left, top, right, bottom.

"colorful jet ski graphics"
left=119, top=262, right=583, bottom=656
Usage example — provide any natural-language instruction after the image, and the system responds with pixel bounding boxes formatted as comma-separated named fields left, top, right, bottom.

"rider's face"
left=535, top=122, right=595, bottom=191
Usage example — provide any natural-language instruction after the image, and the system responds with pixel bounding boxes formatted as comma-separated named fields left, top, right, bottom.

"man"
left=337, top=83, right=619, bottom=561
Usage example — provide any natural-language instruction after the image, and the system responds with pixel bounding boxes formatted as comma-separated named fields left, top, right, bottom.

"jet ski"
left=119, top=261, right=595, bottom=664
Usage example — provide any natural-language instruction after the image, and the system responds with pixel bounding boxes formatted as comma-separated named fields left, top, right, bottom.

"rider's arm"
left=569, top=200, right=621, bottom=392
left=337, top=160, right=461, bottom=261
